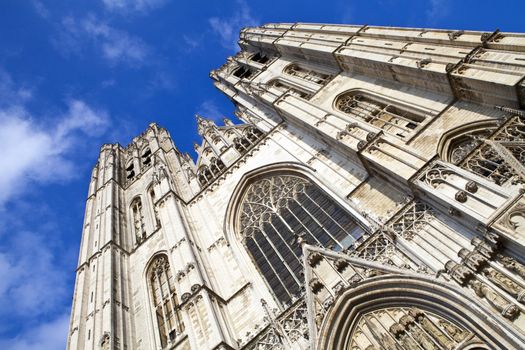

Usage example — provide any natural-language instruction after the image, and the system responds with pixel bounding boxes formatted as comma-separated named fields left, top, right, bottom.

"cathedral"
left=67, top=23, right=525, bottom=350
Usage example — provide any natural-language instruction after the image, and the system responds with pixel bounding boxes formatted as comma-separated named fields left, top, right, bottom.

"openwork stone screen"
left=447, top=115, right=525, bottom=186
left=283, top=63, right=332, bottom=85
left=148, top=255, right=184, bottom=348
left=238, top=173, right=365, bottom=305
left=335, top=91, right=425, bottom=139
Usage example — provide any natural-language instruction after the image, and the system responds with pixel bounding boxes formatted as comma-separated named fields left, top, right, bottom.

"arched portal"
left=317, top=275, right=522, bottom=350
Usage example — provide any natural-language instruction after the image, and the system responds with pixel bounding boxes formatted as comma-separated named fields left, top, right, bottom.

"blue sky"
left=0, top=0, right=524, bottom=348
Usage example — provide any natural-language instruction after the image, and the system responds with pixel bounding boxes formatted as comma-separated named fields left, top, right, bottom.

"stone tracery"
left=445, top=116, right=525, bottom=186
left=347, top=307, right=480, bottom=350
left=148, top=255, right=184, bottom=348
left=239, top=173, right=365, bottom=305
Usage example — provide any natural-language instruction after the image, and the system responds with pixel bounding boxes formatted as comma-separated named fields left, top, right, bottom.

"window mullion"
left=284, top=207, right=323, bottom=246
left=292, top=197, right=345, bottom=249
left=259, top=225, right=302, bottom=287
left=249, top=235, right=294, bottom=301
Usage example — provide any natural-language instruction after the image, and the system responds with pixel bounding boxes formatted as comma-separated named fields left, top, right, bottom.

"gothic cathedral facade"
left=68, top=23, right=525, bottom=350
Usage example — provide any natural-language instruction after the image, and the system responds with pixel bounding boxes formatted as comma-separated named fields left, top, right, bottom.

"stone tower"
left=68, top=23, right=525, bottom=350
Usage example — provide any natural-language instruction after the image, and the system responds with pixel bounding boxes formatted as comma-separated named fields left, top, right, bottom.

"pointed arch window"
left=197, top=166, right=213, bottom=186
left=238, top=173, right=365, bottom=306
left=335, top=91, right=425, bottom=139
left=148, top=255, right=184, bottom=348
left=443, top=115, right=525, bottom=185
left=283, top=63, right=332, bottom=85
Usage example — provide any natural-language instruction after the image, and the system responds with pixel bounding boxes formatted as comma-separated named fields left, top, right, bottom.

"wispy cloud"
left=0, top=69, right=110, bottom=207
left=197, top=100, right=225, bottom=123
left=32, top=1, right=50, bottom=19
left=0, top=67, right=110, bottom=347
left=101, top=0, right=169, bottom=14
left=0, top=100, right=109, bottom=206
left=426, top=0, right=449, bottom=23
left=209, top=0, right=259, bottom=52
left=182, top=34, right=201, bottom=52
left=53, top=15, right=150, bottom=67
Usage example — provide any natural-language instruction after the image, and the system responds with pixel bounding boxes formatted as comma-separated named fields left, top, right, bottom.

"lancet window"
left=196, top=159, right=226, bottom=187
left=283, top=63, right=332, bottom=86
left=335, top=91, right=425, bottom=139
left=142, top=147, right=152, bottom=167
left=197, top=166, right=214, bottom=186
left=268, top=79, right=312, bottom=100
left=149, top=187, right=161, bottom=228
left=126, top=161, right=135, bottom=180
left=347, top=307, right=484, bottom=350
left=233, top=126, right=264, bottom=153
left=131, top=197, right=146, bottom=244
left=238, top=173, right=365, bottom=306
left=148, top=255, right=184, bottom=348
left=444, top=115, right=525, bottom=186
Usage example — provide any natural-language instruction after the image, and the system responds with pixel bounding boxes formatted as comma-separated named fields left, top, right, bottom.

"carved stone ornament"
left=445, top=260, right=472, bottom=284
left=469, top=279, right=519, bottom=320
left=498, top=254, right=525, bottom=280
left=357, top=140, right=367, bottom=151
left=465, top=180, right=478, bottom=193
left=455, top=190, right=468, bottom=203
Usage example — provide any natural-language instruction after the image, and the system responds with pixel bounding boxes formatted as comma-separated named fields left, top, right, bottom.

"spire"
left=195, top=114, right=216, bottom=135
left=223, top=118, right=234, bottom=127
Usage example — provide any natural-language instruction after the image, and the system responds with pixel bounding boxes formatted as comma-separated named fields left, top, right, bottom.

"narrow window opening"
left=148, top=255, right=184, bottom=347
left=250, top=52, right=269, bottom=64
left=126, top=162, right=135, bottom=180
left=142, top=148, right=152, bottom=166
left=233, top=66, right=253, bottom=79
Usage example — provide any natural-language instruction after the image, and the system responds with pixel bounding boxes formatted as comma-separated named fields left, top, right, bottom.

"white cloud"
left=102, top=0, right=168, bottom=14
left=0, top=313, right=69, bottom=350
left=209, top=0, right=259, bottom=51
left=0, top=69, right=104, bottom=348
left=0, top=68, right=110, bottom=206
left=54, top=15, right=150, bottom=67
left=197, top=100, right=225, bottom=123
left=0, top=100, right=109, bottom=206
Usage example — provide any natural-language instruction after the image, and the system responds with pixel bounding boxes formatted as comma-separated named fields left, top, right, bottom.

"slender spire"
left=195, top=114, right=216, bottom=135
left=223, top=118, right=234, bottom=126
